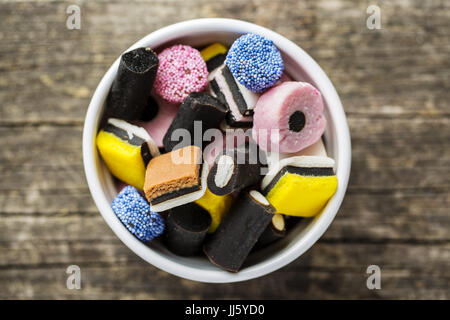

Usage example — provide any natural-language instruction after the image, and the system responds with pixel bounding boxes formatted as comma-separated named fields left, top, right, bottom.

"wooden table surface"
left=1, top=0, right=449, bottom=299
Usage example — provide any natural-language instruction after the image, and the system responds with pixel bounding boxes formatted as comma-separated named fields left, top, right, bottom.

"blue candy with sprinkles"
left=225, top=33, right=284, bottom=93
left=111, top=185, right=165, bottom=242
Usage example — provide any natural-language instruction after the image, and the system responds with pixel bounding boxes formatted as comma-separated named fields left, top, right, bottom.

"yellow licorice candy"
left=96, top=118, right=158, bottom=190
left=262, top=156, right=338, bottom=217
left=266, top=174, right=337, bottom=217
left=200, top=43, right=228, bottom=61
left=195, top=188, right=233, bottom=233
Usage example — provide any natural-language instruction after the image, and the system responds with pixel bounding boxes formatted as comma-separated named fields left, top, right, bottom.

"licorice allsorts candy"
left=220, top=113, right=253, bottom=130
left=111, top=185, right=165, bottom=242
left=255, top=213, right=286, bottom=249
left=284, top=215, right=303, bottom=230
left=203, top=128, right=252, bottom=169
left=164, top=202, right=212, bottom=256
left=208, top=64, right=258, bottom=124
left=139, top=95, right=159, bottom=122
left=163, top=92, right=227, bottom=152
left=203, top=135, right=227, bottom=170
left=295, top=138, right=327, bottom=157
left=226, top=33, right=284, bottom=93
left=265, top=138, right=327, bottom=171
left=207, top=141, right=267, bottom=196
left=195, top=188, right=234, bottom=233
left=203, top=190, right=275, bottom=272
left=96, top=118, right=160, bottom=189
left=200, top=43, right=228, bottom=72
left=138, top=94, right=180, bottom=148
left=261, top=156, right=338, bottom=217
left=144, top=145, right=208, bottom=212
left=141, top=139, right=161, bottom=168
left=154, top=45, right=208, bottom=104
left=106, top=47, right=159, bottom=120
left=252, top=81, right=326, bottom=153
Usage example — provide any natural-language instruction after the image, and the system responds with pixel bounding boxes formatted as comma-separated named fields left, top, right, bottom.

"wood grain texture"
left=0, top=0, right=449, bottom=299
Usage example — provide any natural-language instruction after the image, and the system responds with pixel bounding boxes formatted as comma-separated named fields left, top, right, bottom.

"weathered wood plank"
left=1, top=188, right=449, bottom=242
left=0, top=241, right=448, bottom=299
left=1, top=228, right=448, bottom=270
left=0, top=0, right=449, bottom=123
left=1, top=266, right=447, bottom=299
left=0, top=0, right=449, bottom=300
left=327, top=192, right=450, bottom=241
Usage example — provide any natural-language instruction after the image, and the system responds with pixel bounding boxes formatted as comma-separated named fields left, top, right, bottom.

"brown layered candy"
left=143, top=145, right=207, bottom=212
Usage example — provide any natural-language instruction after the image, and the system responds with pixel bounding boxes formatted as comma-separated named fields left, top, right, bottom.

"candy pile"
left=96, top=34, right=338, bottom=272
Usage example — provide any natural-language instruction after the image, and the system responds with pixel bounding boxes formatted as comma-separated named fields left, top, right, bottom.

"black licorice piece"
left=102, top=122, right=146, bottom=146
left=288, top=110, right=306, bottom=132
left=221, top=65, right=252, bottom=117
left=285, top=215, right=303, bottom=229
left=140, top=140, right=159, bottom=167
left=106, top=47, right=159, bottom=120
left=164, top=203, right=212, bottom=256
left=140, top=96, right=159, bottom=121
left=206, top=53, right=226, bottom=72
left=209, top=79, right=228, bottom=108
left=225, top=112, right=253, bottom=128
left=254, top=213, right=286, bottom=249
left=203, top=190, right=275, bottom=272
left=207, top=142, right=266, bottom=196
left=163, top=92, right=228, bottom=152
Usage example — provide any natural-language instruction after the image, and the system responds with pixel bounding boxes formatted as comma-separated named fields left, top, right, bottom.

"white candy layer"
left=108, top=118, right=151, bottom=141
left=249, top=190, right=270, bottom=206
left=272, top=214, right=285, bottom=231
left=235, top=79, right=260, bottom=111
left=210, top=64, right=255, bottom=122
left=108, top=118, right=160, bottom=157
left=266, top=139, right=327, bottom=168
left=214, top=155, right=235, bottom=188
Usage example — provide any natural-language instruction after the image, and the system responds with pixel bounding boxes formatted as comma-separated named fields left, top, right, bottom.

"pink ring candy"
left=252, top=81, right=326, bottom=153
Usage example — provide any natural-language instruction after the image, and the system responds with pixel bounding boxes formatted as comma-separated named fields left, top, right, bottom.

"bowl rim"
left=82, top=18, right=351, bottom=283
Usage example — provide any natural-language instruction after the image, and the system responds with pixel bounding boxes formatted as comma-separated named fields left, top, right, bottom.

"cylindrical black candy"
left=255, top=213, right=286, bottom=249
left=207, top=142, right=266, bottom=196
left=285, top=215, right=303, bottom=229
left=203, top=190, right=275, bottom=272
left=140, top=139, right=160, bottom=168
left=139, top=95, right=159, bottom=121
left=164, top=203, right=212, bottom=256
left=106, top=47, right=159, bottom=120
left=163, top=92, right=227, bottom=152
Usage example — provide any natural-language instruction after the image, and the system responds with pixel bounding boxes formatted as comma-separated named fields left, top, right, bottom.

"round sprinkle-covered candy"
left=154, top=45, right=208, bottom=103
left=111, top=185, right=165, bottom=242
left=225, top=33, right=284, bottom=93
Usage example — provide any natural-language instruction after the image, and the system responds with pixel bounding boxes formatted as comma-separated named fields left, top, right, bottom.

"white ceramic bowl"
left=83, top=18, right=351, bottom=283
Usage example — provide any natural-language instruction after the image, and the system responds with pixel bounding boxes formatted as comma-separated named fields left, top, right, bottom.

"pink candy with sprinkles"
left=154, top=45, right=208, bottom=103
